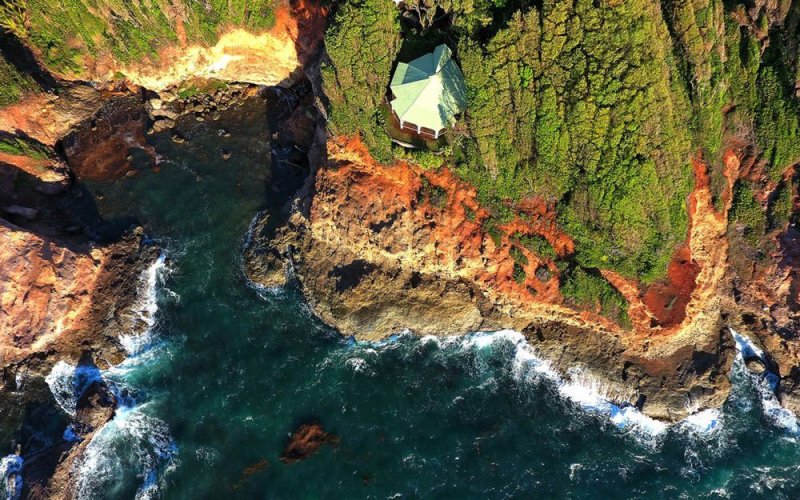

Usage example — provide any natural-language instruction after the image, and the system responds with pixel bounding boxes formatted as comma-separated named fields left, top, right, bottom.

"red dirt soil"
left=640, top=245, right=700, bottom=328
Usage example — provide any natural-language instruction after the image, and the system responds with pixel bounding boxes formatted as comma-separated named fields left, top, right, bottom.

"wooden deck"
left=384, top=107, right=447, bottom=150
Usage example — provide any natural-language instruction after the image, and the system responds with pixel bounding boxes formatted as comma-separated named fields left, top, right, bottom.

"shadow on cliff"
left=0, top=162, right=140, bottom=251
left=0, top=31, right=59, bottom=92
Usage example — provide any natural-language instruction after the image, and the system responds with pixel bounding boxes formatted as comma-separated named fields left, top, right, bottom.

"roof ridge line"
left=397, top=74, right=440, bottom=125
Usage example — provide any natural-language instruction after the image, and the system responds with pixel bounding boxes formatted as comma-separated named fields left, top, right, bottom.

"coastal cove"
left=12, top=94, right=800, bottom=498
left=0, top=0, right=799, bottom=496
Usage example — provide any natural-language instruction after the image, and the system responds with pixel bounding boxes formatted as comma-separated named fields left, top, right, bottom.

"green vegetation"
left=321, top=0, right=401, bottom=163
left=0, top=0, right=27, bottom=39
left=395, top=146, right=448, bottom=170
left=729, top=181, right=767, bottom=245
left=512, top=262, right=526, bottom=284
left=0, top=49, right=37, bottom=106
left=515, top=234, right=556, bottom=261
left=509, top=245, right=528, bottom=266
left=177, top=79, right=229, bottom=99
left=326, top=0, right=696, bottom=283
left=665, top=1, right=800, bottom=181
left=560, top=266, right=630, bottom=327
left=418, top=176, right=449, bottom=209
left=754, top=65, right=800, bottom=181
left=459, top=0, right=694, bottom=284
left=0, top=133, right=53, bottom=160
left=184, top=0, right=277, bottom=44
left=508, top=244, right=528, bottom=284
left=767, top=179, right=796, bottom=231
left=320, top=0, right=800, bottom=322
left=2, top=0, right=278, bottom=76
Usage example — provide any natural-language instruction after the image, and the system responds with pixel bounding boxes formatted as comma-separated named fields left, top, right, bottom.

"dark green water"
left=53, top=95, right=800, bottom=499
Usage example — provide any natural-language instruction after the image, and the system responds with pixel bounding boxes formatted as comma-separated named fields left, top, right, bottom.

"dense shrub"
left=321, top=0, right=401, bottom=163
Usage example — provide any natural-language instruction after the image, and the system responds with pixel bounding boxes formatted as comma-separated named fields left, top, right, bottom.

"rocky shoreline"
left=0, top=0, right=797, bottom=494
left=243, top=135, right=798, bottom=423
left=0, top=17, right=327, bottom=491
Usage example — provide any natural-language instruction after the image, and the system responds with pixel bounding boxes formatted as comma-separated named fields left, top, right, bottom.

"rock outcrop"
left=0, top=220, right=152, bottom=368
left=246, top=136, right=749, bottom=421
left=280, top=423, right=340, bottom=464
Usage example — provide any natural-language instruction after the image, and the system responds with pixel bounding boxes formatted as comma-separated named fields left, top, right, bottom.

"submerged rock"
left=2, top=205, right=38, bottom=220
left=279, top=423, right=339, bottom=464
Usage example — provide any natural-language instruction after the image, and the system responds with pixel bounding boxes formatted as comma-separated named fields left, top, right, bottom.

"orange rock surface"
left=0, top=220, right=102, bottom=360
left=0, top=220, right=143, bottom=367
left=252, top=136, right=744, bottom=419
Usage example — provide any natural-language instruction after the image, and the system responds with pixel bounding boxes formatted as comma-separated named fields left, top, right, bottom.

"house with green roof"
left=389, top=44, right=467, bottom=140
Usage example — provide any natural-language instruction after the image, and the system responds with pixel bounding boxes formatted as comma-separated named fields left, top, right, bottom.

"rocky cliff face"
left=241, top=0, right=800, bottom=424
left=0, top=221, right=151, bottom=367
left=0, top=220, right=155, bottom=500
left=0, top=5, right=328, bottom=492
left=0, top=0, right=796, bottom=467
left=244, top=135, right=799, bottom=422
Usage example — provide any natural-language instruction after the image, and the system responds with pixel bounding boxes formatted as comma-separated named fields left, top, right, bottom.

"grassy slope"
left=322, top=0, right=800, bottom=322
left=0, top=48, right=38, bottom=106
left=0, top=0, right=278, bottom=77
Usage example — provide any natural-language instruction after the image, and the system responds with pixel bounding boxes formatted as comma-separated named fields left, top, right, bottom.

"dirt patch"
left=641, top=245, right=700, bottom=328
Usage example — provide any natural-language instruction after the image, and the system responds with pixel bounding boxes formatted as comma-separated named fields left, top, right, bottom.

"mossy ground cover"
left=0, top=132, right=53, bottom=160
left=1, top=0, right=277, bottom=77
left=177, top=78, right=229, bottom=99
left=560, top=266, right=631, bottom=328
left=321, top=0, right=401, bottom=163
left=321, top=0, right=800, bottom=323
left=0, top=48, right=37, bottom=106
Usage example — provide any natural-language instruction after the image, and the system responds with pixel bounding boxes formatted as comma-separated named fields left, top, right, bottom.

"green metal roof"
left=390, top=44, right=467, bottom=132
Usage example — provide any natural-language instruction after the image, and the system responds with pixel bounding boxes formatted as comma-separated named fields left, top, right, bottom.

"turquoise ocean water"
left=34, top=94, right=800, bottom=499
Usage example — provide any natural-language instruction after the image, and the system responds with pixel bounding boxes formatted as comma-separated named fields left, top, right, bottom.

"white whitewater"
left=367, top=330, right=672, bottom=439
left=730, top=328, right=799, bottom=434
left=453, top=330, right=670, bottom=437
left=1, top=454, right=22, bottom=500
left=120, top=253, right=167, bottom=355
left=44, top=362, right=102, bottom=417
left=44, top=252, right=176, bottom=499
left=74, top=405, right=176, bottom=500
left=355, top=327, right=800, bottom=442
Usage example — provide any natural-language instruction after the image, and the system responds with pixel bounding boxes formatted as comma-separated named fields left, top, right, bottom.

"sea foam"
left=358, top=329, right=672, bottom=438
left=350, top=327, right=800, bottom=440
left=1, top=454, right=22, bottom=500
left=730, top=328, right=799, bottom=434
left=74, top=405, right=177, bottom=500
left=44, top=361, right=103, bottom=417
left=120, top=253, right=168, bottom=355
left=43, top=250, right=177, bottom=498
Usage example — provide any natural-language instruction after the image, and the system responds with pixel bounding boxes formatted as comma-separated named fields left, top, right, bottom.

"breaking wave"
left=1, top=454, right=22, bottom=500
left=342, top=328, right=799, bottom=445
left=731, top=329, right=799, bottom=434
left=74, top=405, right=177, bottom=500
left=342, top=330, right=671, bottom=442
left=45, top=362, right=102, bottom=417
left=120, top=253, right=169, bottom=355
left=44, top=251, right=176, bottom=498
